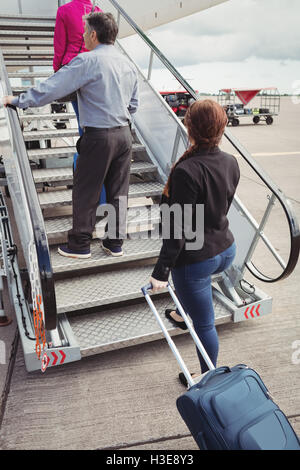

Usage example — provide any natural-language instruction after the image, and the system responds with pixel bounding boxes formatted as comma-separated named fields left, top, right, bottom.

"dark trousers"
left=71, top=100, right=107, bottom=205
left=68, top=126, right=132, bottom=251
left=171, top=243, right=236, bottom=374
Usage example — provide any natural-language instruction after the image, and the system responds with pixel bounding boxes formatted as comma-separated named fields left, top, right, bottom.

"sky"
left=0, top=0, right=299, bottom=94
left=120, top=0, right=300, bottom=94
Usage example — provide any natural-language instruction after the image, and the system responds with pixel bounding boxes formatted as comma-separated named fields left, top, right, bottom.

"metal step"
left=55, top=264, right=233, bottom=316
left=51, top=235, right=162, bottom=274
left=28, top=146, right=77, bottom=160
left=68, top=293, right=232, bottom=357
left=24, top=129, right=79, bottom=141
left=0, top=21, right=54, bottom=31
left=13, top=86, right=40, bottom=93
left=8, top=71, right=52, bottom=78
left=0, top=14, right=55, bottom=21
left=27, top=143, right=146, bottom=161
left=20, top=112, right=76, bottom=122
left=32, top=162, right=157, bottom=184
left=3, top=49, right=54, bottom=56
left=0, top=30, right=54, bottom=38
left=33, top=167, right=73, bottom=183
left=55, top=265, right=165, bottom=314
left=45, top=203, right=159, bottom=240
left=39, top=181, right=164, bottom=209
left=5, top=60, right=53, bottom=66
left=0, top=39, right=54, bottom=46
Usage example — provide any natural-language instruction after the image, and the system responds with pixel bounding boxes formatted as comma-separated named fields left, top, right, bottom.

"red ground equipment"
left=160, top=91, right=195, bottom=120
left=218, top=87, right=280, bottom=126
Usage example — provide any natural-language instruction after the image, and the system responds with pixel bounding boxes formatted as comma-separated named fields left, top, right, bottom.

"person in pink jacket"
left=53, top=0, right=102, bottom=73
left=53, top=0, right=106, bottom=204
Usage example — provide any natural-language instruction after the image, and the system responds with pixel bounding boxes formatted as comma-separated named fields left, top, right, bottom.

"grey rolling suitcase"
left=141, top=283, right=300, bottom=450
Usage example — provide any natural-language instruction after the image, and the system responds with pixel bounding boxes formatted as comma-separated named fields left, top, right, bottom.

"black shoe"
left=58, top=245, right=91, bottom=259
left=179, top=372, right=202, bottom=388
left=165, top=309, right=188, bottom=330
left=179, top=372, right=196, bottom=388
left=101, top=240, right=123, bottom=257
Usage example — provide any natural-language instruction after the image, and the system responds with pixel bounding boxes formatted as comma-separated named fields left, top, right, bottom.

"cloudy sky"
left=0, top=0, right=299, bottom=94
left=121, top=0, right=300, bottom=94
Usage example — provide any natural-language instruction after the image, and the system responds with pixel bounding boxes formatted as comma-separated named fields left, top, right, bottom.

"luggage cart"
left=218, top=87, right=280, bottom=126
left=160, top=90, right=195, bottom=121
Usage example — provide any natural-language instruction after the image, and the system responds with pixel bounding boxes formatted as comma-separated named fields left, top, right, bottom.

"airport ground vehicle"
left=0, top=1, right=299, bottom=372
left=218, top=88, right=281, bottom=126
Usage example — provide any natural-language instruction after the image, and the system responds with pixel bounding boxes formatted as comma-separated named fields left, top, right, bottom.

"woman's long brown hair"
left=163, top=99, right=227, bottom=198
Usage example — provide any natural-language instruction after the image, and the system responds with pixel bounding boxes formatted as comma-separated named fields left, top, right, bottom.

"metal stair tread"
left=3, top=49, right=54, bottom=55
left=39, top=182, right=163, bottom=209
left=55, top=265, right=158, bottom=313
left=45, top=204, right=161, bottom=239
left=51, top=236, right=162, bottom=273
left=23, top=129, right=146, bottom=142
left=13, top=86, right=43, bottom=93
left=0, top=14, right=55, bottom=20
left=23, top=128, right=79, bottom=141
left=0, top=21, right=54, bottom=30
left=55, top=264, right=233, bottom=316
left=28, top=146, right=77, bottom=159
left=68, top=294, right=232, bottom=356
left=0, top=31, right=54, bottom=38
left=33, top=167, right=73, bottom=183
left=0, top=39, right=54, bottom=46
left=8, top=71, right=52, bottom=78
left=5, top=60, right=53, bottom=66
left=27, top=143, right=146, bottom=160
left=32, top=162, right=157, bottom=183
left=20, top=112, right=76, bottom=121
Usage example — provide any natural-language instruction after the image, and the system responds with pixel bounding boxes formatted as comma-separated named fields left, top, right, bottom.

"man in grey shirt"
left=4, top=12, right=139, bottom=259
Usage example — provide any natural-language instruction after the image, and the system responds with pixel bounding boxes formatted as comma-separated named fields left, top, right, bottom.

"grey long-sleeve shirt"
left=12, top=44, right=139, bottom=128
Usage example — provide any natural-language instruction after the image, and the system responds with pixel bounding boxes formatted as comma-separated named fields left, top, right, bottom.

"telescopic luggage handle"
left=141, top=283, right=215, bottom=388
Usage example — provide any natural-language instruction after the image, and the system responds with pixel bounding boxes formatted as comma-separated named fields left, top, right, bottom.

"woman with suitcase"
left=149, top=99, right=240, bottom=384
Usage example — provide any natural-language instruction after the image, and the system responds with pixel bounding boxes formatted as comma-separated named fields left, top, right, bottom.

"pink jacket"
left=53, top=0, right=102, bottom=72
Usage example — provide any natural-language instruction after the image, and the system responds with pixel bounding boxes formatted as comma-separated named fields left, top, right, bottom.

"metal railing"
left=0, top=50, right=57, bottom=330
left=106, top=0, right=300, bottom=283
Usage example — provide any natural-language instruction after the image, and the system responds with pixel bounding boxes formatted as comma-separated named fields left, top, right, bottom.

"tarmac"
left=0, top=96, right=299, bottom=450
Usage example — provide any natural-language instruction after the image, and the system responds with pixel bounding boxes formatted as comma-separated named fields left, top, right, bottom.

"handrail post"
left=17, top=0, right=23, bottom=14
left=243, top=193, right=286, bottom=274
left=147, top=50, right=154, bottom=81
left=170, top=127, right=182, bottom=166
left=117, top=10, right=121, bottom=36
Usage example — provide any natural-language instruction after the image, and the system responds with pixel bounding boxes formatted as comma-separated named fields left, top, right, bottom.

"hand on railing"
left=2, top=95, right=15, bottom=107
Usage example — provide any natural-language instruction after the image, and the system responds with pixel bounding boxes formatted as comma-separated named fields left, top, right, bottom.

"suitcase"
left=141, top=283, right=300, bottom=450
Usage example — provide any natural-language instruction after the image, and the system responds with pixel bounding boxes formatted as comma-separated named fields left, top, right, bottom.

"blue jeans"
left=171, top=242, right=236, bottom=374
left=71, top=99, right=83, bottom=137
left=71, top=99, right=106, bottom=205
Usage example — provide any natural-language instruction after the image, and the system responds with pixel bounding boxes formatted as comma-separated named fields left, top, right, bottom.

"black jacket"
left=151, top=147, right=240, bottom=282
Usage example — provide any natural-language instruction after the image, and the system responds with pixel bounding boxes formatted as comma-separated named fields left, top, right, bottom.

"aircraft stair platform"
left=0, top=1, right=299, bottom=372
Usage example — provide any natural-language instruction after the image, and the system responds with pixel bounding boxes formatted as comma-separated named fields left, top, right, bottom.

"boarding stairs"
left=0, top=4, right=299, bottom=372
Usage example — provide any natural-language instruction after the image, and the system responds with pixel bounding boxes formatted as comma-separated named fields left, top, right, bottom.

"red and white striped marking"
left=244, top=304, right=261, bottom=320
left=41, top=350, right=67, bottom=372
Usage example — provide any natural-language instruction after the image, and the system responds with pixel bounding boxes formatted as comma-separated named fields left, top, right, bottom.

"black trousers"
left=68, top=126, right=132, bottom=251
